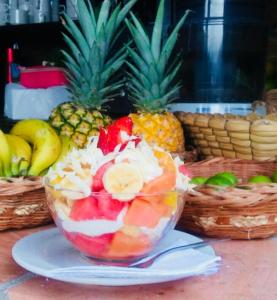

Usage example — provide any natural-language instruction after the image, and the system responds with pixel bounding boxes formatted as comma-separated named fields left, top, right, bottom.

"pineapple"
left=49, top=0, right=137, bottom=148
left=126, top=0, right=190, bottom=153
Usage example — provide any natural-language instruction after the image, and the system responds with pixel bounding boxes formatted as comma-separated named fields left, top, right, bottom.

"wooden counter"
left=1, top=225, right=276, bottom=300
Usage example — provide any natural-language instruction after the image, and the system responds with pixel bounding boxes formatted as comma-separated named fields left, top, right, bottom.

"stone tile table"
left=0, top=225, right=277, bottom=300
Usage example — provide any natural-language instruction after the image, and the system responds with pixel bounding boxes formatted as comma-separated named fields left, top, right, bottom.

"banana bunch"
left=0, top=120, right=64, bottom=177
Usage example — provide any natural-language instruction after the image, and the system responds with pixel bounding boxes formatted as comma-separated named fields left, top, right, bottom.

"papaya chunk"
left=140, top=170, right=176, bottom=203
left=107, top=231, right=151, bottom=258
left=124, top=198, right=169, bottom=228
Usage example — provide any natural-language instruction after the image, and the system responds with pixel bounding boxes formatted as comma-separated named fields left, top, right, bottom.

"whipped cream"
left=47, top=136, right=170, bottom=196
left=140, top=217, right=171, bottom=240
left=60, top=207, right=127, bottom=237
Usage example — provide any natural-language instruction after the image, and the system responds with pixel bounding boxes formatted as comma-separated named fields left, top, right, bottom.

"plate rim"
left=12, top=227, right=216, bottom=286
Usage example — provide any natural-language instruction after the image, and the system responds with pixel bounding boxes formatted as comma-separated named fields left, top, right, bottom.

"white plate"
left=12, top=228, right=220, bottom=286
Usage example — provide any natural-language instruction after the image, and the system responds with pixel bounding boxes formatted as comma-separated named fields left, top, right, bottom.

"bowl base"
left=80, top=253, right=148, bottom=267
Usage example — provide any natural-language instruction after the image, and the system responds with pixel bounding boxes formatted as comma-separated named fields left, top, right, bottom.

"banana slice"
left=103, top=162, right=143, bottom=201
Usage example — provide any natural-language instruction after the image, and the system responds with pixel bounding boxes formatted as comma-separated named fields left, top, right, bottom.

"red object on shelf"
left=19, top=66, right=68, bottom=88
left=7, top=48, right=13, bottom=83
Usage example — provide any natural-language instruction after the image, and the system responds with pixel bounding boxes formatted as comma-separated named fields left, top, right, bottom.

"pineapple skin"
left=49, top=102, right=111, bottom=148
left=129, top=112, right=185, bottom=153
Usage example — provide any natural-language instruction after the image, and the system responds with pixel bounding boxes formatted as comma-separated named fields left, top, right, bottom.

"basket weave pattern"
left=265, top=89, right=277, bottom=113
left=179, top=158, right=277, bottom=239
left=0, top=177, right=52, bottom=231
left=176, top=110, right=277, bottom=162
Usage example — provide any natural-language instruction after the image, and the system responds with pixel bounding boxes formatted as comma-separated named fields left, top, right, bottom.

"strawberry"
left=113, top=116, right=133, bottom=136
left=119, top=137, right=142, bottom=151
left=70, top=196, right=102, bottom=221
left=106, top=124, right=121, bottom=152
left=97, top=128, right=109, bottom=155
left=96, top=189, right=127, bottom=220
left=97, top=117, right=133, bottom=154
left=92, top=161, right=114, bottom=192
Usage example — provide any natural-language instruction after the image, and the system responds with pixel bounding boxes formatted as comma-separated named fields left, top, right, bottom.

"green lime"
left=205, top=175, right=234, bottom=186
left=190, top=176, right=207, bottom=185
left=214, top=172, right=238, bottom=185
left=271, top=170, right=277, bottom=183
left=248, top=175, right=272, bottom=184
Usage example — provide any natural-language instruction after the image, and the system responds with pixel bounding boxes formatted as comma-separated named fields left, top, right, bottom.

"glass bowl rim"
left=43, top=177, right=185, bottom=198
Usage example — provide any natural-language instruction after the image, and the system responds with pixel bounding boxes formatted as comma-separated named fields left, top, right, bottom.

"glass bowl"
left=44, top=182, right=185, bottom=263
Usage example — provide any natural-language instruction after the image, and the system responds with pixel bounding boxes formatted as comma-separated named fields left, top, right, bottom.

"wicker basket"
left=175, top=93, right=277, bottom=162
left=0, top=177, right=52, bottom=231
left=265, top=89, right=277, bottom=113
left=178, top=158, right=277, bottom=239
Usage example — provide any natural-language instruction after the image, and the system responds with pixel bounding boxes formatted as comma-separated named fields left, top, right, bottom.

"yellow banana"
left=0, top=159, right=3, bottom=177
left=5, top=134, right=32, bottom=176
left=0, top=130, right=12, bottom=177
left=5, top=135, right=18, bottom=176
left=56, top=136, right=75, bottom=163
left=48, top=136, right=75, bottom=172
left=10, top=119, right=61, bottom=176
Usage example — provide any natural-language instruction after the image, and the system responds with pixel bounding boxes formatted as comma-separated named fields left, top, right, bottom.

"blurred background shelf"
left=0, top=0, right=277, bottom=126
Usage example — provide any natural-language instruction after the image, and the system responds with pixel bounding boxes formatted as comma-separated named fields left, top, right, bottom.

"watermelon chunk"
left=64, top=231, right=114, bottom=257
left=70, top=196, right=101, bottom=221
left=92, top=161, right=114, bottom=192
left=96, top=189, right=127, bottom=220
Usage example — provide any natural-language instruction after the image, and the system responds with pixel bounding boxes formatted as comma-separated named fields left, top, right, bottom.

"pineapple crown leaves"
left=61, top=0, right=138, bottom=109
left=125, top=0, right=191, bottom=113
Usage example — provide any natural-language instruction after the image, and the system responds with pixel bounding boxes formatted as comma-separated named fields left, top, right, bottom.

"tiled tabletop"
left=1, top=225, right=277, bottom=300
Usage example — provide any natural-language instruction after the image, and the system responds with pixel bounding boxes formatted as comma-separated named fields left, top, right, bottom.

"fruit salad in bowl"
left=44, top=117, right=191, bottom=262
